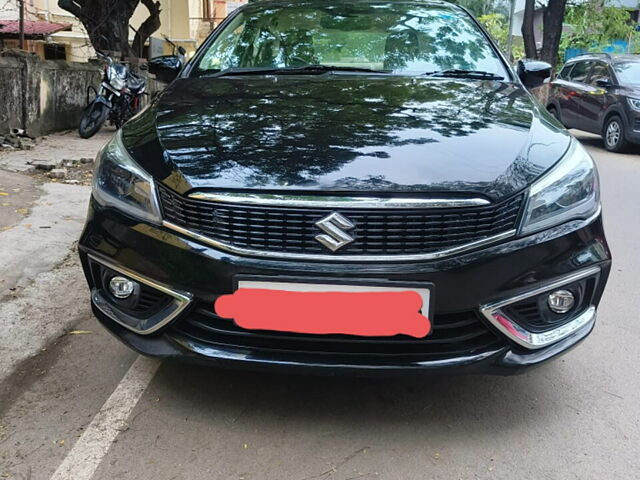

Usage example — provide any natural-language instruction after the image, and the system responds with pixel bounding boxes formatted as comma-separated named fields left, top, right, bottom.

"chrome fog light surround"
left=480, top=266, right=600, bottom=349
left=88, top=254, right=192, bottom=334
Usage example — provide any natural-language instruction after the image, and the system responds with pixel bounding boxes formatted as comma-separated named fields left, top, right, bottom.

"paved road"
left=1, top=131, right=639, bottom=479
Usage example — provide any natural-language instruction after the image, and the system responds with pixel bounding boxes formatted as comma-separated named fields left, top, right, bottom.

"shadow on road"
left=571, top=130, right=640, bottom=156
left=148, top=359, right=559, bottom=436
left=573, top=134, right=605, bottom=150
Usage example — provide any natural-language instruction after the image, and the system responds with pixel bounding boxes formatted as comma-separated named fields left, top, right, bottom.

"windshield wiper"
left=204, top=64, right=390, bottom=78
left=425, top=69, right=504, bottom=80
left=282, top=64, right=390, bottom=74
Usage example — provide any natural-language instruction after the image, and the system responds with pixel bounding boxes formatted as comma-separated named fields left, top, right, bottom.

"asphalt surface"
left=1, top=131, right=639, bottom=479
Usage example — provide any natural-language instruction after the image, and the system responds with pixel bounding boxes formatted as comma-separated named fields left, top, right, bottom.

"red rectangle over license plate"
left=214, top=283, right=431, bottom=338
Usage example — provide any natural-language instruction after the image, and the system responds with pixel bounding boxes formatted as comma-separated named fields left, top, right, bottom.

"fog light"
left=109, top=276, right=136, bottom=299
left=548, top=290, right=575, bottom=314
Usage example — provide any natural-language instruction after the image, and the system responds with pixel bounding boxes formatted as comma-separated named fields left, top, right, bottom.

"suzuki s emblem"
left=314, top=212, right=355, bottom=252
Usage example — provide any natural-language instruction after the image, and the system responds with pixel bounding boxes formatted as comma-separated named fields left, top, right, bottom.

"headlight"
left=628, top=98, right=640, bottom=111
left=519, top=139, right=600, bottom=235
left=92, top=130, right=162, bottom=224
left=107, top=65, right=126, bottom=90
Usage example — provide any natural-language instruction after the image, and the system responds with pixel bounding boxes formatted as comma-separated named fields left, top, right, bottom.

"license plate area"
left=214, top=277, right=434, bottom=338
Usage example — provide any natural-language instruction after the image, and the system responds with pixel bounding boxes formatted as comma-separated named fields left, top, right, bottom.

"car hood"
left=620, top=85, right=640, bottom=97
left=123, top=75, right=571, bottom=201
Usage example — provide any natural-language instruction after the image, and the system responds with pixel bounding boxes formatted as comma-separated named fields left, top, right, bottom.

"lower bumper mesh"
left=169, top=304, right=506, bottom=361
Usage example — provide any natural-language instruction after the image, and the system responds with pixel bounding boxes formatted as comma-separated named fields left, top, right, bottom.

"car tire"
left=603, top=115, right=629, bottom=153
left=548, top=106, right=563, bottom=125
left=78, top=101, right=108, bottom=139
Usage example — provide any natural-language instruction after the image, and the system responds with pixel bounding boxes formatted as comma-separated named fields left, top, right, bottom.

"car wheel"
left=603, top=115, right=629, bottom=153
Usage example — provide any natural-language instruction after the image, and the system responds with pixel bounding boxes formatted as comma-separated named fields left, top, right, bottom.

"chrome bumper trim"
left=88, top=253, right=192, bottom=335
left=480, top=266, right=601, bottom=349
left=163, top=220, right=517, bottom=262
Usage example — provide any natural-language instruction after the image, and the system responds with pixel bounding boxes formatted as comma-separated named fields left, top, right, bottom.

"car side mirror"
left=148, top=55, right=183, bottom=83
left=595, top=78, right=612, bottom=87
left=517, top=59, right=552, bottom=89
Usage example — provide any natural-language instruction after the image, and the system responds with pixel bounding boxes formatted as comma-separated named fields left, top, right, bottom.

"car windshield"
left=192, top=2, right=508, bottom=78
left=613, top=61, right=640, bottom=85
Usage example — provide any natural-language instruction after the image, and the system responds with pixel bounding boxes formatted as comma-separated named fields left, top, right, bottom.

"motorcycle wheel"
left=79, top=101, right=108, bottom=139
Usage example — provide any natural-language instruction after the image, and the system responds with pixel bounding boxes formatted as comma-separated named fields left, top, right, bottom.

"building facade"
left=0, top=0, right=246, bottom=62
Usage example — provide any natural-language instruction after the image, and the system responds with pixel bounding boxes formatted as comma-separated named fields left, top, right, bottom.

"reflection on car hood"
left=123, top=75, right=571, bottom=201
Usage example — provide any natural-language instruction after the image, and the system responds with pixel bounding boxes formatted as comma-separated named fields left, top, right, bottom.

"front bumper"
left=78, top=199, right=611, bottom=375
left=625, top=112, right=640, bottom=144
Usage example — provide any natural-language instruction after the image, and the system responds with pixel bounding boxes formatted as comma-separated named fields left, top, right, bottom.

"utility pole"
left=19, top=0, right=25, bottom=50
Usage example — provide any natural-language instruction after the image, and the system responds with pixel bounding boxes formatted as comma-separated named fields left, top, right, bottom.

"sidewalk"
left=0, top=128, right=113, bottom=173
left=0, top=129, right=110, bottom=383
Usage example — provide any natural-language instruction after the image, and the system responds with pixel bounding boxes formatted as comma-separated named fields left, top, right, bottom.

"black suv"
left=547, top=53, right=640, bottom=152
left=78, top=0, right=610, bottom=375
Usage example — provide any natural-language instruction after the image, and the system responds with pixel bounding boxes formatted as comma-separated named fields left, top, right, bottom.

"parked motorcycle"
left=79, top=52, right=147, bottom=139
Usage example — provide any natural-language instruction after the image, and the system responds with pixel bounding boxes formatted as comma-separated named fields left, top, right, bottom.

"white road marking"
left=49, top=355, right=161, bottom=480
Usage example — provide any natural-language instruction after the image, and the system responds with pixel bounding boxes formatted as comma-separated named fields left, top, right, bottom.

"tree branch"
left=57, top=0, right=83, bottom=19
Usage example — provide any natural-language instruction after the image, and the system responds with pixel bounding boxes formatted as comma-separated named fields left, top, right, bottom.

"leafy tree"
left=58, top=0, right=162, bottom=58
left=478, top=13, right=525, bottom=60
left=450, top=0, right=511, bottom=17
left=560, top=0, right=639, bottom=55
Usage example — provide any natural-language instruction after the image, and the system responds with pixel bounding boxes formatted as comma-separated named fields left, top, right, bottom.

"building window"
left=44, top=43, right=67, bottom=60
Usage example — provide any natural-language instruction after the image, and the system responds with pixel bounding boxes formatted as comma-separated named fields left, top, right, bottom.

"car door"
left=561, top=60, right=593, bottom=129
left=549, top=63, right=575, bottom=123
left=558, top=60, right=593, bottom=128
left=580, top=62, right=613, bottom=134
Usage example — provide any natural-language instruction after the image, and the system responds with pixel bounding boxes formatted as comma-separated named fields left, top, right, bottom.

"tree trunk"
left=521, top=0, right=537, bottom=59
left=132, top=0, right=162, bottom=58
left=58, top=0, right=161, bottom=59
left=539, top=0, right=568, bottom=67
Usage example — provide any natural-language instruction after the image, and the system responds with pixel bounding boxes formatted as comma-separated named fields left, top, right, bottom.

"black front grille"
left=170, top=305, right=505, bottom=361
left=158, top=185, right=523, bottom=257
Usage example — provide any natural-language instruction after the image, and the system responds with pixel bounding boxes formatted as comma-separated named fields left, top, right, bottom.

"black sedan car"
left=547, top=53, right=640, bottom=152
left=79, top=0, right=611, bottom=375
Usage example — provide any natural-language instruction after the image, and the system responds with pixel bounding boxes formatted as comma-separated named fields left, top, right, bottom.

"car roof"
left=565, top=53, right=640, bottom=65
left=610, top=54, right=640, bottom=64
